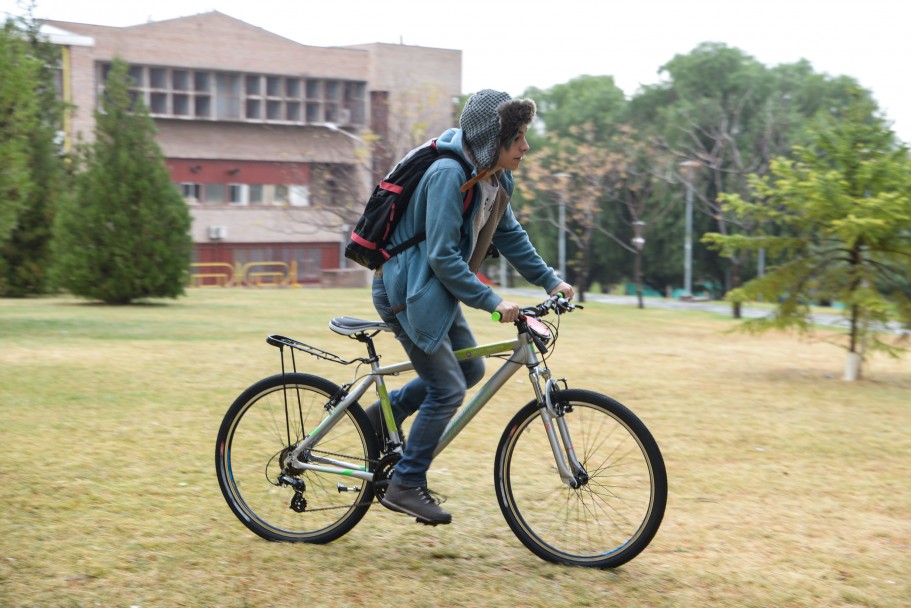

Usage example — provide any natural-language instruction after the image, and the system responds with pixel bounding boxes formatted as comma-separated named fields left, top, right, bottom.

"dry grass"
left=1, top=288, right=909, bottom=607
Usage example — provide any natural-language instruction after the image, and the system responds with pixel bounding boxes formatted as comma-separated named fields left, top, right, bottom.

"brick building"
left=40, top=11, right=461, bottom=286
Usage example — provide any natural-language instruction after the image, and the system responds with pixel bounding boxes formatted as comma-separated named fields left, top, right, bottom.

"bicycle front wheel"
left=215, top=373, right=378, bottom=543
left=494, top=389, right=667, bottom=568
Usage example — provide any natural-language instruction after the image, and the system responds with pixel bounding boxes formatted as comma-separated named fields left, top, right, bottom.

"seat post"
left=355, top=332, right=379, bottom=361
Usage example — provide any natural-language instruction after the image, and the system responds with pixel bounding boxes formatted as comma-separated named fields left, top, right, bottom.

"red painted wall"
left=167, top=159, right=310, bottom=184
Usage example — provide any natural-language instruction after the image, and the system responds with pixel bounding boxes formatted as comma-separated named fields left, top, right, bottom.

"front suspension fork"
left=533, top=373, right=588, bottom=488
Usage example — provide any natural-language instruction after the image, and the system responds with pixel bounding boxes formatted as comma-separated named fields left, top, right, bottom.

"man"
left=371, top=89, right=574, bottom=524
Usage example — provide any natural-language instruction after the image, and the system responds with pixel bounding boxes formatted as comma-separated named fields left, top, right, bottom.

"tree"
left=52, top=57, right=193, bottom=304
left=510, top=77, right=629, bottom=300
left=703, top=94, right=911, bottom=380
left=636, top=43, right=870, bottom=316
left=0, top=11, right=69, bottom=296
left=0, top=19, right=34, bottom=246
left=517, top=122, right=675, bottom=305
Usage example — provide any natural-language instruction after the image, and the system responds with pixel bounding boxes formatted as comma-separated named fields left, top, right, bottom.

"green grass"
left=1, top=288, right=909, bottom=607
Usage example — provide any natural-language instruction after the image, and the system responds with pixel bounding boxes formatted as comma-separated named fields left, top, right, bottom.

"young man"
left=371, top=89, right=574, bottom=525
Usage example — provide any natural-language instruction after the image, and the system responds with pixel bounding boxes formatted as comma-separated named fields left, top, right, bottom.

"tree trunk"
left=844, top=247, right=863, bottom=381
left=730, top=261, right=742, bottom=319
left=844, top=351, right=863, bottom=381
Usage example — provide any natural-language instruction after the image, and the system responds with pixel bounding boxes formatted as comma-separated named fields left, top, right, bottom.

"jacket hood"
left=434, top=127, right=469, bottom=163
left=459, top=89, right=536, bottom=172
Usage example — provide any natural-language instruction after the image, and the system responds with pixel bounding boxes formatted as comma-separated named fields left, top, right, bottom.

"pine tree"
left=52, top=57, right=193, bottom=304
left=0, top=14, right=69, bottom=296
left=703, top=94, right=911, bottom=380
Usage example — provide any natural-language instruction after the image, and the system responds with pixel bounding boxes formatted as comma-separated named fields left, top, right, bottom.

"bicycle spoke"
left=495, top=391, right=666, bottom=568
left=216, top=374, right=378, bottom=543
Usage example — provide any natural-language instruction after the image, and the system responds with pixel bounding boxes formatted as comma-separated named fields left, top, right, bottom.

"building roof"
left=40, top=11, right=368, bottom=79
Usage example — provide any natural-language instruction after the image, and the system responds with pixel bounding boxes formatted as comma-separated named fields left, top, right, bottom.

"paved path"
left=501, top=288, right=905, bottom=333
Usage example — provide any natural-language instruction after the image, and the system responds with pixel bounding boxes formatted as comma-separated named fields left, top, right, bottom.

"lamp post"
left=324, top=122, right=365, bottom=143
left=632, top=220, right=646, bottom=309
left=679, top=160, right=701, bottom=296
left=325, top=124, right=368, bottom=271
left=339, top=223, right=350, bottom=269
left=552, top=172, right=570, bottom=279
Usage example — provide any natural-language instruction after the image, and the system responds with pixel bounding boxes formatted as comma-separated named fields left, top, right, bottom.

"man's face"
left=496, top=125, right=530, bottom=171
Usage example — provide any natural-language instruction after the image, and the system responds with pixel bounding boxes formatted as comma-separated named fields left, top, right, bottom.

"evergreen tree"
left=52, top=57, right=192, bottom=304
left=703, top=94, right=911, bottom=380
left=0, top=12, right=69, bottom=296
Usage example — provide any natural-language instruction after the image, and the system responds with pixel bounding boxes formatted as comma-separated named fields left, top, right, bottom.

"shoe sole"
left=378, top=496, right=452, bottom=526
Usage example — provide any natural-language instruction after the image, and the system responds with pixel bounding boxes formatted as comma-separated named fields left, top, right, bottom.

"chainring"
left=371, top=453, right=401, bottom=500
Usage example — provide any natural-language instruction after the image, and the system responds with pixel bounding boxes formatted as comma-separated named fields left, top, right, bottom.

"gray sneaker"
left=380, top=481, right=452, bottom=525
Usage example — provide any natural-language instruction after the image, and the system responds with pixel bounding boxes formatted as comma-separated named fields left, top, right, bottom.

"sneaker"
left=379, top=481, right=452, bottom=525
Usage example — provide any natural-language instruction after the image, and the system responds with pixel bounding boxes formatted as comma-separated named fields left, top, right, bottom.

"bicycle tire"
left=215, top=373, right=379, bottom=543
left=494, top=389, right=667, bottom=568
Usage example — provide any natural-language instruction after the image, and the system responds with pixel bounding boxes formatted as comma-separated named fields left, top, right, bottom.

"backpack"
left=344, top=140, right=474, bottom=270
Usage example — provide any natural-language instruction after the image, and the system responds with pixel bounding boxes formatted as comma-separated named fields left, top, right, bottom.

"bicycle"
left=215, top=293, right=667, bottom=568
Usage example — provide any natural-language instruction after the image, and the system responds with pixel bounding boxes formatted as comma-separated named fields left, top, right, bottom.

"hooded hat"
left=459, top=89, right=537, bottom=172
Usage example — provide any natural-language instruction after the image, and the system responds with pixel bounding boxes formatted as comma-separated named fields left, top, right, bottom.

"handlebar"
left=490, top=292, right=580, bottom=323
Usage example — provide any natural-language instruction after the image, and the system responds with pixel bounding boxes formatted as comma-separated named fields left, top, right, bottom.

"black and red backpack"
left=344, top=140, right=474, bottom=270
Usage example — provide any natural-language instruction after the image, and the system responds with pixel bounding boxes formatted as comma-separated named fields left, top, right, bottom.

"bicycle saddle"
left=329, top=317, right=391, bottom=336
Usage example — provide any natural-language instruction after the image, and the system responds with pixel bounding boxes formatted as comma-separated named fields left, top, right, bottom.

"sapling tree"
left=703, top=95, right=911, bottom=380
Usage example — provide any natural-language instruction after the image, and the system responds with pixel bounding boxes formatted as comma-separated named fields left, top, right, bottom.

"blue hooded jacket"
left=379, top=128, right=561, bottom=354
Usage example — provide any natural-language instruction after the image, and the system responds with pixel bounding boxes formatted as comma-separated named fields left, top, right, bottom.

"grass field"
left=1, top=288, right=909, bottom=607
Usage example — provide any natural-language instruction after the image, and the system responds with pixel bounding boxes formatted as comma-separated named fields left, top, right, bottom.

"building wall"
left=43, top=12, right=369, bottom=146
left=41, top=12, right=461, bottom=285
left=353, top=42, right=462, bottom=164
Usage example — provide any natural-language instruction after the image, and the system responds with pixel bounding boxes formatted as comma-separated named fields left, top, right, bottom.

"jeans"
left=372, top=276, right=485, bottom=487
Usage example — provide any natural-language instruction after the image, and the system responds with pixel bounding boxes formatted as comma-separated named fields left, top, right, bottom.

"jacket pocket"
left=405, top=277, right=456, bottom=351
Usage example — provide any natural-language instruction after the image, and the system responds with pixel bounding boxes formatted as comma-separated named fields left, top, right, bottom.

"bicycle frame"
left=286, top=328, right=586, bottom=487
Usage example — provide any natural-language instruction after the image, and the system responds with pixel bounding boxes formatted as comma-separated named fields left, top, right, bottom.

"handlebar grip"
left=491, top=311, right=502, bottom=322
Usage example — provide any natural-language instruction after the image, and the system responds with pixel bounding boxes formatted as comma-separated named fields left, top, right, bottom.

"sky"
left=3, top=0, right=910, bottom=143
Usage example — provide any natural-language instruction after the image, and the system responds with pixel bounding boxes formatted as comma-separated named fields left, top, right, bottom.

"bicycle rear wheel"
left=494, top=389, right=666, bottom=568
left=215, top=373, right=378, bottom=543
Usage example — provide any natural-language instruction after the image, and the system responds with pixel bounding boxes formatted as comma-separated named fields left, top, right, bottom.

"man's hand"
left=494, top=299, right=520, bottom=323
left=550, top=282, right=575, bottom=301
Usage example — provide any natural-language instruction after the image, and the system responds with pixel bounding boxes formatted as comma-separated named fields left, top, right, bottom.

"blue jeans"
left=372, top=276, right=485, bottom=487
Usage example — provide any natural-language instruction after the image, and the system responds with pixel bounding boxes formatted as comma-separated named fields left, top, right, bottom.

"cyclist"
left=370, top=89, right=574, bottom=525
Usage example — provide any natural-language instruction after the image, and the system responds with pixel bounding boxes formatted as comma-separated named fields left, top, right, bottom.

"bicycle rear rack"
left=266, top=334, right=371, bottom=368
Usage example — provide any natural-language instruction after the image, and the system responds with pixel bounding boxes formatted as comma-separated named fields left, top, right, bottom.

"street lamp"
left=324, top=122, right=366, bottom=144
left=552, top=172, right=571, bottom=279
left=679, top=160, right=701, bottom=296
left=632, top=220, right=646, bottom=309
left=631, top=220, right=646, bottom=251
left=325, top=124, right=367, bottom=270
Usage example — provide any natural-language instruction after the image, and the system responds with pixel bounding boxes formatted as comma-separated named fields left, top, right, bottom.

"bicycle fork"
left=530, top=368, right=589, bottom=489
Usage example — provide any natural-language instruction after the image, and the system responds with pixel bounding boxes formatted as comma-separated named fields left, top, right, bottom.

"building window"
left=289, top=185, right=309, bottom=207
left=215, top=73, right=241, bottom=120
left=248, top=184, right=264, bottom=205
left=204, top=183, right=226, bottom=204
left=99, top=62, right=365, bottom=126
left=180, top=183, right=202, bottom=203
left=175, top=181, right=311, bottom=206
left=228, top=184, right=248, bottom=205
left=273, top=184, right=289, bottom=205
left=172, top=70, right=189, bottom=91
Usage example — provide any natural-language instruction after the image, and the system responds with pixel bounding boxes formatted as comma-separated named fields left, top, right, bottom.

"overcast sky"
left=4, top=0, right=909, bottom=143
